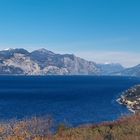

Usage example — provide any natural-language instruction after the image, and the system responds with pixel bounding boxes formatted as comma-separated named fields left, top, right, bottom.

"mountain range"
left=0, top=48, right=139, bottom=76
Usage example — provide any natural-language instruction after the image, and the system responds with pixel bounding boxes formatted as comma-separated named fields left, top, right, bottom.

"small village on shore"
left=118, top=85, right=140, bottom=113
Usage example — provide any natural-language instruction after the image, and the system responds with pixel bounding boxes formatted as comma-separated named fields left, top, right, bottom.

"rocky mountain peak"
left=32, top=48, right=55, bottom=55
left=0, top=48, right=133, bottom=76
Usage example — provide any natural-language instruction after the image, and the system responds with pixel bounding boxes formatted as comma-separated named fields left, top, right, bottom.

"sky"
left=0, top=0, right=140, bottom=67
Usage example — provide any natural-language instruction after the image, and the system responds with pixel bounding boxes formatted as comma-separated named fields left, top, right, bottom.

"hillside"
left=97, top=63, right=124, bottom=75
left=1, top=48, right=140, bottom=76
left=1, top=113, right=140, bottom=140
left=0, top=48, right=125, bottom=75
left=0, top=48, right=100, bottom=75
left=115, top=64, right=140, bottom=77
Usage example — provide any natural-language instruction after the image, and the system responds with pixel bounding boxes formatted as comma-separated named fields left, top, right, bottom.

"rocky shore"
left=118, top=85, right=140, bottom=113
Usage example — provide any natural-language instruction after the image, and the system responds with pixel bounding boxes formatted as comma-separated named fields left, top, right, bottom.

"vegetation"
left=1, top=114, right=140, bottom=140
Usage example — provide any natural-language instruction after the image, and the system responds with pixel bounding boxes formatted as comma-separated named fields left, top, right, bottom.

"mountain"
left=115, top=64, right=140, bottom=77
left=0, top=48, right=128, bottom=75
left=0, top=48, right=29, bottom=59
left=0, top=48, right=101, bottom=75
left=97, top=63, right=124, bottom=75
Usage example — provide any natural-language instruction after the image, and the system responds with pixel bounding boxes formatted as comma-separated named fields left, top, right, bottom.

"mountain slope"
left=115, top=64, right=140, bottom=77
left=0, top=48, right=101, bottom=75
left=97, top=63, right=124, bottom=75
left=0, top=48, right=129, bottom=76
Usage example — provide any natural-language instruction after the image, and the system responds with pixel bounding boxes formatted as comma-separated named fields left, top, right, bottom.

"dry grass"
left=1, top=114, right=140, bottom=140
left=0, top=117, right=53, bottom=140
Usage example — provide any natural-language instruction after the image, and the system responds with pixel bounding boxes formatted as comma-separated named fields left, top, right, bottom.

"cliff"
left=0, top=48, right=124, bottom=75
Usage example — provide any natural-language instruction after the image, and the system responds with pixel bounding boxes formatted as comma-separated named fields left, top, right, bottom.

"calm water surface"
left=0, top=76, right=139, bottom=126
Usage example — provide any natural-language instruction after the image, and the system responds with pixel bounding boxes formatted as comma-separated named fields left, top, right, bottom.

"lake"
left=0, top=76, right=139, bottom=126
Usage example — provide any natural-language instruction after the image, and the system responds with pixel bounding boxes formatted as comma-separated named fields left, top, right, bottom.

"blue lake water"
left=0, top=76, right=140, bottom=126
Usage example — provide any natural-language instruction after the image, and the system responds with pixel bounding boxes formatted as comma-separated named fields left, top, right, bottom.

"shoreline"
left=117, top=85, right=140, bottom=113
left=117, top=98, right=136, bottom=113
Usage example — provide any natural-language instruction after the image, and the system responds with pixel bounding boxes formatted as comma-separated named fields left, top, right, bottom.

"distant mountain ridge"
left=114, top=64, right=140, bottom=77
left=97, top=63, right=124, bottom=75
left=0, top=48, right=100, bottom=75
left=0, top=48, right=138, bottom=76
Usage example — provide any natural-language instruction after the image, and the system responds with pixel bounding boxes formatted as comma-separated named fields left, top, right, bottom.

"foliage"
left=1, top=114, right=140, bottom=140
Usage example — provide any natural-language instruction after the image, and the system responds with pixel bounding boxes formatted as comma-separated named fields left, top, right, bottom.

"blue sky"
left=0, top=0, right=140, bottom=67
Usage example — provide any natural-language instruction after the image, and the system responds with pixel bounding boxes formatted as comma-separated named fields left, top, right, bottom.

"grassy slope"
left=1, top=114, right=140, bottom=140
